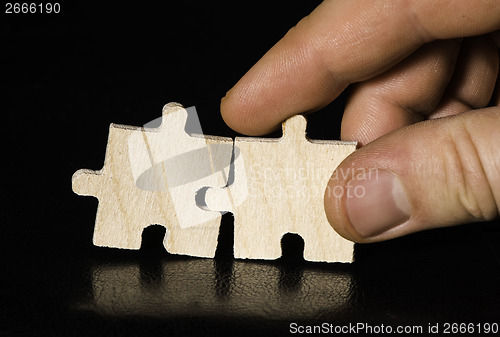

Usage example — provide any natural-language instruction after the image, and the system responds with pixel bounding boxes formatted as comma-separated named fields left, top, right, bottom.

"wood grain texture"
left=72, top=103, right=233, bottom=258
left=73, top=103, right=356, bottom=262
left=205, top=115, right=356, bottom=263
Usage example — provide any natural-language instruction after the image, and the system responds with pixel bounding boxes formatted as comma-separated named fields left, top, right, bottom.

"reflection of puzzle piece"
left=72, top=103, right=233, bottom=258
left=205, top=115, right=356, bottom=263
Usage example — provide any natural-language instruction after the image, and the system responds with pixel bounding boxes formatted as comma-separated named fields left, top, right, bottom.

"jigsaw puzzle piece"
left=204, top=115, right=357, bottom=263
left=72, top=103, right=233, bottom=258
left=128, top=103, right=234, bottom=229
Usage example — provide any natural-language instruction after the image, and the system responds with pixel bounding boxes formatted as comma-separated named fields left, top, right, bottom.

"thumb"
left=325, top=108, right=500, bottom=243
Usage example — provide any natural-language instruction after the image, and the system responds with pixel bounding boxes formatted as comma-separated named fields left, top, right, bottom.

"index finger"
left=221, top=0, right=500, bottom=136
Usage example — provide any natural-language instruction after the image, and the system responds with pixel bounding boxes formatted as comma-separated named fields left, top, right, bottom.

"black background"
left=2, top=1, right=500, bottom=336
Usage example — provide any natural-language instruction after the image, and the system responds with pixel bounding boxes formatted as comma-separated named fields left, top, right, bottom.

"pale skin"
left=220, top=0, right=500, bottom=243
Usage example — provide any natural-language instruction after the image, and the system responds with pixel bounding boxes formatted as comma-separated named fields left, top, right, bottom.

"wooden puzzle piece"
left=72, top=103, right=233, bottom=258
left=204, top=115, right=356, bottom=263
left=73, top=103, right=356, bottom=263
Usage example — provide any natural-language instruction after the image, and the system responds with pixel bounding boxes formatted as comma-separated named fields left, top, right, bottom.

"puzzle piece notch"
left=204, top=114, right=357, bottom=263
left=72, top=103, right=234, bottom=258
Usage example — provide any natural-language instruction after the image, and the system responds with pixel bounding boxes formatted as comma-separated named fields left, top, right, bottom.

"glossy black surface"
left=3, top=2, right=500, bottom=336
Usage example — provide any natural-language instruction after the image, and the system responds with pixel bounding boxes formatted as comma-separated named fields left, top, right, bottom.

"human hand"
left=220, top=0, right=500, bottom=243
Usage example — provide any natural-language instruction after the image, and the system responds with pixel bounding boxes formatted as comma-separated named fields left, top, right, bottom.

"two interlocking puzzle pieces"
left=72, top=103, right=356, bottom=262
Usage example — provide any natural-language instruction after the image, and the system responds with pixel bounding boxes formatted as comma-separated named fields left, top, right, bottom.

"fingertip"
left=327, top=108, right=500, bottom=245
left=324, top=165, right=368, bottom=244
left=220, top=91, right=240, bottom=133
left=220, top=90, right=247, bottom=135
left=324, top=135, right=416, bottom=244
left=220, top=82, right=281, bottom=136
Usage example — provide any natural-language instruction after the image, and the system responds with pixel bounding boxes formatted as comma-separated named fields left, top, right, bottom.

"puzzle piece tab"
left=72, top=103, right=233, bottom=258
left=204, top=115, right=356, bottom=263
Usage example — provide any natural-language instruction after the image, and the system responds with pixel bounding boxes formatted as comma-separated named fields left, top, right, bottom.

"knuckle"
left=445, top=122, right=499, bottom=221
